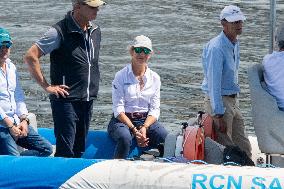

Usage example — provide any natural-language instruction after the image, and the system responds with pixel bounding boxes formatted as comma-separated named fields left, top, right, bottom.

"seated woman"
left=0, top=28, right=53, bottom=156
left=108, top=35, right=168, bottom=159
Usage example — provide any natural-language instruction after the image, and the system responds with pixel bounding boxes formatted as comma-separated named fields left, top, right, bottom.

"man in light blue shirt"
left=263, top=23, right=284, bottom=111
left=0, top=28, right=52, bottom=156
left=201, top=5, right=251, bottom=157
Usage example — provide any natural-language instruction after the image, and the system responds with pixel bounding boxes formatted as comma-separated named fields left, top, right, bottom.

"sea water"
left=0, top=0, right=283, bottom=133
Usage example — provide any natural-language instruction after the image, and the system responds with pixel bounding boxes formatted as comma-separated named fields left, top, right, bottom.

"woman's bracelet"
left=3, top=117, right=15, bottom=129
left=20, top=116, right=30, bottom=125
left=142, top=124, right=149, bottom=130
left=130, top=126, right=139, bottom=135
left=129, top=125, right=135, bottom=131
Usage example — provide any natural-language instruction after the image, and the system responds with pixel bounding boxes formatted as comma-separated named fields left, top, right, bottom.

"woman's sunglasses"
left=134, top=47, right=151, bottom=55
left=1, top=41, right=12, bottom=49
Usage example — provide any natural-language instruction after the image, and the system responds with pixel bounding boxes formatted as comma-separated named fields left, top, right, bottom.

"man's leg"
left=50, top=100, right=77, bottom=158
left=107, top=116, right=132, bottom=159
left=204, top=96, right=234, bottom=146
left=204, top=96, right=251, bottom=157
left=0, top=127, right=20, bottom=155
left=17, top=126, right=53, bottom=157
left=231, top=105, right=252, bottom=157
left=73, top=101, right=93, bottom=158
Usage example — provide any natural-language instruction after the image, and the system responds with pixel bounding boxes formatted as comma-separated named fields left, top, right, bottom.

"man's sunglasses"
left=222, top=19, right=243, bottom=25
left=134, top=47, right=151, bottom=55
left=1, top=41, right=12, bottom=49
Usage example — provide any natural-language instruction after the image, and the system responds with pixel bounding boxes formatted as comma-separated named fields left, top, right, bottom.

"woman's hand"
left=4, top=117, right=21, bottom=140
left=135, top=126, right=149, bottom=147
left=8, top=126, right=22, bottom=141
left=18, top=121, right=29, bottom=138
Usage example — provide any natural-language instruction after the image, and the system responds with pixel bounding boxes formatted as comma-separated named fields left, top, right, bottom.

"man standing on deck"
left=24, top=0, right=106, bottom=158
left=201, top=5, right=252, bottom=157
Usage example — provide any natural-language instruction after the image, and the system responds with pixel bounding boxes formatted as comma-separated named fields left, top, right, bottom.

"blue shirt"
left=0, top=58, right=28, bottom=127
left=201, top=31, right=241, bottom=115
left=263, top=51, right=284, bottom=110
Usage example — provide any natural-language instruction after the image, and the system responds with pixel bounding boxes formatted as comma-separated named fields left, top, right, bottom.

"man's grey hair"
left=71, top=0, right=83, bottom=6
left=276, top=23, right=284, bottom=49
left=278, top=41, right=284, bottom=49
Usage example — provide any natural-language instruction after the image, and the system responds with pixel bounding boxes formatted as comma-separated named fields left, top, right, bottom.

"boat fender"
left=198, top=111, right=216, bottom=140
left=182, top=125, right=205, bottom=161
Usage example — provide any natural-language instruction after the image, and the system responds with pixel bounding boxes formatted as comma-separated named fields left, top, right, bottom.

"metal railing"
left=269, top=0, right=276, bottom=53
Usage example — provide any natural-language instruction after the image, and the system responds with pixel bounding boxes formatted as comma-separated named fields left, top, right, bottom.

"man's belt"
left=125, top=112, right=148, bottom=119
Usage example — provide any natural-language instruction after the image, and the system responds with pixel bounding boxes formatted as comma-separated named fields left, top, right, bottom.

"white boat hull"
left=61, top=159, right=284, bottom=189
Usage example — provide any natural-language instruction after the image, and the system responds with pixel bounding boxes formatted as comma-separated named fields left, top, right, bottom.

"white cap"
left=72, top=0, right=106, bottom=7
left=132, top=35, right=153, bottom=51
left=220, top=5, right=246, bottom=22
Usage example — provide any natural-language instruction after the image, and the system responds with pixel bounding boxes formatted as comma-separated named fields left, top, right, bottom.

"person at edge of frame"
left=0, top=27, right=53, bottom=156
left=263, top=23, right=284, bottom=111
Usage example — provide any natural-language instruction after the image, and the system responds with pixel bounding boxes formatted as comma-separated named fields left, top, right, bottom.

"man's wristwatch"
left=20, top=116, right=30, bottom=125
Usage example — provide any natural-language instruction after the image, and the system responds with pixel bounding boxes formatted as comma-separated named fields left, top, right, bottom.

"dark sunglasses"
left=134, top=47, right=151, bottom=55
left=1, top=41, right=12, bottom=49
left=230, top=20, right=243, bottom=24
left=223, top=19, right=243, bottom=25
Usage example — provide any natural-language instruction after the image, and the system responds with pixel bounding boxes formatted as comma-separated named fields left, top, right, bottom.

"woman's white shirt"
left=112, top=64, right=161, bottom=119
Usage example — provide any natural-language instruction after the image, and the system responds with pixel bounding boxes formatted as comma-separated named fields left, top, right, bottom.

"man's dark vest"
left=50, top=11, right=101, bottom=101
